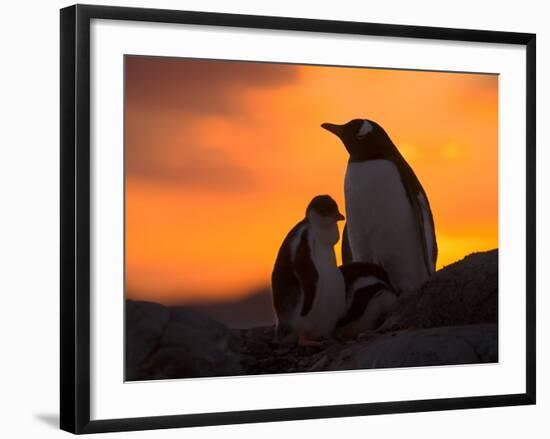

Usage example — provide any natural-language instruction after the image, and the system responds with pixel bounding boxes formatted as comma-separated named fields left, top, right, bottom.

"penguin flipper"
left=271, top=223, right=306, bottom=333
left=341, top=224, right=353, bottom=264
left=294, top=229, right=318, bottom=316
left=393, top=155, right=438, bottom=275
left=416, top=191, right=438, bottom=274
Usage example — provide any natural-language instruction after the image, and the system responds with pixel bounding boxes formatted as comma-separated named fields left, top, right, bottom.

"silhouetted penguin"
left=271, top=195, right=346, bottom=346
left=321, top=119, right=437, bottom=295
left=336, top=262, right=397, bottom=338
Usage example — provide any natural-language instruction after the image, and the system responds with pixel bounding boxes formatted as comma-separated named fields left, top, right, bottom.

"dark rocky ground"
left=126, top=249, right=498, bottom=381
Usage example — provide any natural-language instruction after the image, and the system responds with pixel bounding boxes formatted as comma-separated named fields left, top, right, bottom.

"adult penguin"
left=321, top=118, right=437, bottom=295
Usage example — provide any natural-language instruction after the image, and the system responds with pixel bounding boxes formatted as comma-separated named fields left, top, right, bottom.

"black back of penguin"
left=339, top=261, right=392, bottom=297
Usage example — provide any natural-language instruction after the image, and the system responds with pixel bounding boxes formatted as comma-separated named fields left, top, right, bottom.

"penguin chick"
left=271, top=195, right=346, bottom=347
left=336, top=262, right=398, bottom=339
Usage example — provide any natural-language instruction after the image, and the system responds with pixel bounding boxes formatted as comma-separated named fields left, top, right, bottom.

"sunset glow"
left=125, top=56, right=498, bottom=304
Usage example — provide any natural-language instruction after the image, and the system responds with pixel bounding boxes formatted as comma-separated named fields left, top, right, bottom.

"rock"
left=126, top=301, right=243, bottom=380
left=125, top=300, right=170, bottom=381
left=126, top=250, right=499, bottom=379
left=308, top=355, right=329, bottom=371
left=382, top=250, right=498, bottom=331
left=327, top=324, right=497, bottom=370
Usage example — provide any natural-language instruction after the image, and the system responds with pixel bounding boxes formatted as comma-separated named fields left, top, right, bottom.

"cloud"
left=125, top=55, right=299, bottom=115
left=127, top=142, right=255, bottom=190
left=125, top=110, right=255, bottom=190
left=125, top=56, right=300, bottom=189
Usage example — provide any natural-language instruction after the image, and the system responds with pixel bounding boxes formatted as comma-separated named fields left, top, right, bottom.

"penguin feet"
left=298, top=334, right=324, bottom=347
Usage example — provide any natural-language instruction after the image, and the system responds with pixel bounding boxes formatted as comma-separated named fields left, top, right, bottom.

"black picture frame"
left=60, top=4, right=536, bottom=434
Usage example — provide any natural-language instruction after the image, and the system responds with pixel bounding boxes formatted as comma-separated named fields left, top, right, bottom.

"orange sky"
left=125, top=56, right=498, bottom=305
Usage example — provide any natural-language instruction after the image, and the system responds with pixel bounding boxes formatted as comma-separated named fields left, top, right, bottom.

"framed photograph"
left=60, top=4, right=536, bottom=434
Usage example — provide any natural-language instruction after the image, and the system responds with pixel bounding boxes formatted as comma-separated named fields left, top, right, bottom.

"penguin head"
left=306, top=195, right=345, bottom=246
left=321, top=119, right=393, bottom=160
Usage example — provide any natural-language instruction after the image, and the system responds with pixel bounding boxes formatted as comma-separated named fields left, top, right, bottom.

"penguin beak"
left=335, top=212, right=345, bottom=222
left=321, top=122, right=344, bottom=138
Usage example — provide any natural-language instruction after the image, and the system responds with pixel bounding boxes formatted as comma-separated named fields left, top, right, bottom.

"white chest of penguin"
left=299, top=236, right=346, bottom=337
left=344, top=159, right=418, bottom=261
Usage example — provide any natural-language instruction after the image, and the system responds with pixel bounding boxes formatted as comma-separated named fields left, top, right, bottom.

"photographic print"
left=124, top=55, right=498, bottom=381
